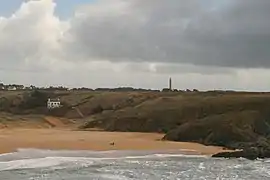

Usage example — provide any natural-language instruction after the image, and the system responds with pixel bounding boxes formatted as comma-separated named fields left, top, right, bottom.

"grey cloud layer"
left=2, top=0, right=270, bottom=90
left=65, top=0, right=270, bottom=68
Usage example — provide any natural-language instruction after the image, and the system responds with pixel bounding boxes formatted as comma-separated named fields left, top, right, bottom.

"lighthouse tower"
left=169, top=77, right=172, bottom=91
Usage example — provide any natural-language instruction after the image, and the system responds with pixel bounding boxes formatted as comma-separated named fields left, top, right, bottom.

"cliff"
left=81, top=92, right=270, bottom=159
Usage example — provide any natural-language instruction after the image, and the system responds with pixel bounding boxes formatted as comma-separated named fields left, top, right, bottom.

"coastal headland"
left=1, top=89, right=270, bottom=159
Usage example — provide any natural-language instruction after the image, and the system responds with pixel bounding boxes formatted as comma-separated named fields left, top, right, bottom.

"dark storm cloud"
left=65, top=0, right=270, bottom=68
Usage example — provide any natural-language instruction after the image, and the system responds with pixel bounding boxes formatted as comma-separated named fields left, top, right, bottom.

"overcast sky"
left=0, top=0, right=270, bottom=91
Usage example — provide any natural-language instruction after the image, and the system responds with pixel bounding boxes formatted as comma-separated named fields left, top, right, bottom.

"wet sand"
left=0, top=129, right=228, bottom=155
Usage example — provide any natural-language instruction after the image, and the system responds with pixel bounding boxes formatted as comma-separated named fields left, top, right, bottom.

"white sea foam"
left=0, top=149, right=208, bottom=171
left=0, top=148, right=208, bottom=159
left=98, top=174, right=129, bottom=180
left=153, top=154, right=208, bottom=158
left=0, top=149, right=269, bottom=180
left=0, top=157, right=96, bottom=171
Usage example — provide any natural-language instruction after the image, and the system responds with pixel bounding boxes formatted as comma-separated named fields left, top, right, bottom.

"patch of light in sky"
left=55, top=0, right=97, bottom=19
left=200, top=0, right=232, bottom=11
left=0, top=0, right=97, bottom=18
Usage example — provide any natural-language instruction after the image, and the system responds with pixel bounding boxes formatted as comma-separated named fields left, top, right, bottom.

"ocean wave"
left=0, top=148, right=208, bottom=160
left=0, top=149, right=209, bottom=171
left=0, top=157, right=95, bottom=171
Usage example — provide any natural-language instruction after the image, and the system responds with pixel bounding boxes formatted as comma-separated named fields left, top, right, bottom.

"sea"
left=0, top=149, right=270, bottom=180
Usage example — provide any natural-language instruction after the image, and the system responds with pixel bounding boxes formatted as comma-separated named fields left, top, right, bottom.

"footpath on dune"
left=44, top=116, right=68, bottom=128
left=0, top=113, right=75, bottom=129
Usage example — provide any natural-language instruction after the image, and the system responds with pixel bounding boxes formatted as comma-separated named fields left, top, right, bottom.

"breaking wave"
left=0, top=149, right=270, bottom=180
left=0, top=149, right=207, bottom=171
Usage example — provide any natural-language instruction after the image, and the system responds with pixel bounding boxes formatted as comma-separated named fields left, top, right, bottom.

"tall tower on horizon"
left=169, top=77, right=172, bottom=90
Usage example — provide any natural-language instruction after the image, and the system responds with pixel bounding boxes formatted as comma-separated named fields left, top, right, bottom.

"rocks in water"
left=212, top=147, right=270, bottom=160
left=213, top=138, right=270, bottom=160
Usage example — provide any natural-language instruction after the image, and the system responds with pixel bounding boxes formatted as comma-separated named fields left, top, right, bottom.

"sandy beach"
left=0, top=128, right=227, bottom=155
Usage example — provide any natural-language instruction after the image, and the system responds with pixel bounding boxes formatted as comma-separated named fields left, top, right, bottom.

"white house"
left=7, top=87, right=17, bottom=91
left=47, top=98, right=61, bottom=109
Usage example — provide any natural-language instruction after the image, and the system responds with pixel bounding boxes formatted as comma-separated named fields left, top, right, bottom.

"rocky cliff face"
left=163, top=111, right=270, bottom=147
left=82, top=93, right=270, bottom=159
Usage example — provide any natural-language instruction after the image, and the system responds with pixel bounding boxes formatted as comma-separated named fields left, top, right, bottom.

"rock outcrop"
left=212, top=146, right=270, bottom=160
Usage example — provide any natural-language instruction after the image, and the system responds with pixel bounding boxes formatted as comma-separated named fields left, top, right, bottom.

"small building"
left=0, top=83, right=4, bottom=90
left=7, top=86, right=17, bottom=91
left=47, top=98, right=61, bottom=109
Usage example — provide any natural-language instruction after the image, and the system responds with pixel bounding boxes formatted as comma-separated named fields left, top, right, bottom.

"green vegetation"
left=2, top=90, right=270, bottom=159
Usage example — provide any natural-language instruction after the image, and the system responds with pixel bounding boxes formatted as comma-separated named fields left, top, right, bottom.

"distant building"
left=162, top=88, right=171, bottom=92
left=29, top=85, right=36, bottom=90
left=7, top=86, right=17, bottom=91
left=47, top=98, right=61, bottom=109
left=0, top=84, right=4, bottom=90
